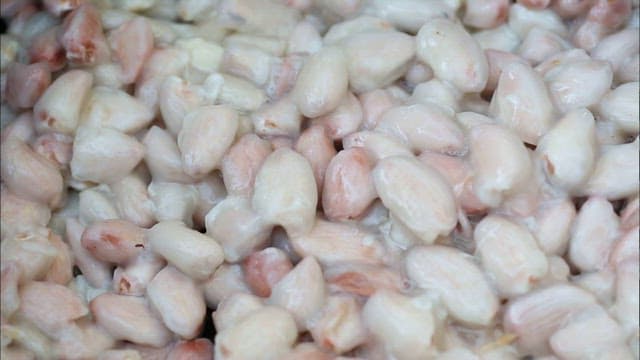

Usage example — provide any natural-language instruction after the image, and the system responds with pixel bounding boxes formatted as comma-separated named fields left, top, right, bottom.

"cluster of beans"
left=0, top=0, right=638, bottom=359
